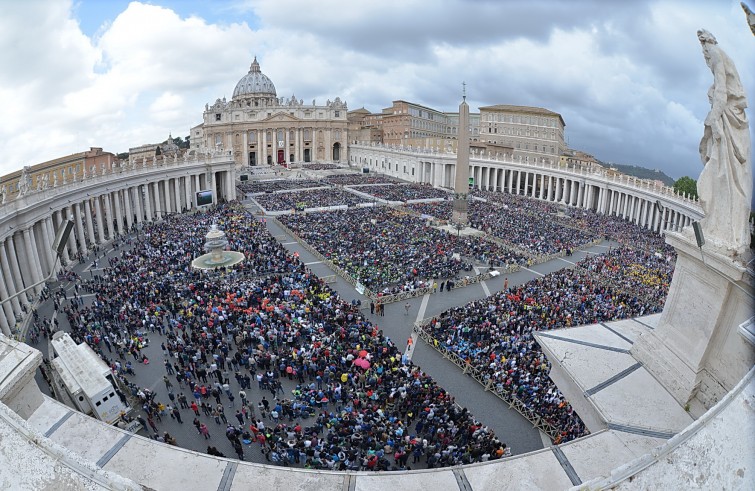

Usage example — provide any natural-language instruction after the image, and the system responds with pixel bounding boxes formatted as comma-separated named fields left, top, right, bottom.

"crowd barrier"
left=412, top=319, right=562, bottom=441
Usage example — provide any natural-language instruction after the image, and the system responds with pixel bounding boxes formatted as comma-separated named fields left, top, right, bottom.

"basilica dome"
left=232, top=57, right=277, bottom=100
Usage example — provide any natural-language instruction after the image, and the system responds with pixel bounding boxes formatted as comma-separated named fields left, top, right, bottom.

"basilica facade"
left=190, top=57, right=348, bottom=167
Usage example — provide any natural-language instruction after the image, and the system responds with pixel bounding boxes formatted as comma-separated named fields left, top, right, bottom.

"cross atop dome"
left=250, top=56, right=260, bottom=73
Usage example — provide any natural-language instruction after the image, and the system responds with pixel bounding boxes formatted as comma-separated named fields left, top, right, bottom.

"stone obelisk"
left=452, top=84, right=471, bottom=225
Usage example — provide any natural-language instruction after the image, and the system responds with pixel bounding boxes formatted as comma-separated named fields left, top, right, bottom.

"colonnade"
left=0, top=163, right=236, bottom=336
left=350, top=144, right=701, bottom=239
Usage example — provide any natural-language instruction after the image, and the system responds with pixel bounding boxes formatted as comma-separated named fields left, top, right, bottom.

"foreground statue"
left=696, top=29, right=752, bottom=256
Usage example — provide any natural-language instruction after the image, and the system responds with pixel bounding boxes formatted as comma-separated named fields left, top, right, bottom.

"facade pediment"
left=261, top=112, right=301, bottom=123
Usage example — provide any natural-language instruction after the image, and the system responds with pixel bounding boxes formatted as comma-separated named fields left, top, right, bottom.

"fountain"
left=190, top=222, right=245, bottom=270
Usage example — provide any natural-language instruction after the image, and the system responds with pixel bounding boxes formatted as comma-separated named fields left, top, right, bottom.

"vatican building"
left=190, top=57, right=348, bottom=167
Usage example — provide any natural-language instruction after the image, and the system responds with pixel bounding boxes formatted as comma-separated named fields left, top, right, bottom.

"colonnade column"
left=94, top=196, right=105, bottom=243
left=84, top=200, right=95, bottom=248
left=0, top=268, right=13, bottom=334
left=113, top=191, right=123, bottom=237
left=7, top=235, right=30, bottom=309
left=174, top=178, right=182, bottom=212
left=209, top=171, right=217, bottom=205
left=184, top=176, right=192, bottom=211
left=40, top=218, right=55, bottom=275
left=74, top=203, right=88, bottom=256
left=144, top=183, right=153, bottom=222
left=123, top=189, right=133, bottom=233
left=24, top=228, right=44, bottom=293
left=103, top=193, right=114, bottom=240
left=0, top=239, right=22, bottom=325
left=133, top=186, right=143, bottom=224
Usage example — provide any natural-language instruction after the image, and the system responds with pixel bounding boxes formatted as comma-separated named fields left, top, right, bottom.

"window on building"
left=334, top=111, right=340, bottom=117
left=215, top=113, right=221, bottom=121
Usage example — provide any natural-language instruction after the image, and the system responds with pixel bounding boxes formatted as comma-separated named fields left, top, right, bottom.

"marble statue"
left=17, top=167, right=31, bottom=197
left=696, top=29, right=752, bottom=255
left=743, top=2, right=755, bottom=35
left=0, top=184, right=6, bottom=204
left=53, top=173, right=58, bottom=187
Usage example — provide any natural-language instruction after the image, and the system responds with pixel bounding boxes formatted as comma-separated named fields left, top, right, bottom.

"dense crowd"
left=324, top=174, right=401, bottom=186
left=404, top=199, right=595, bottom=256
left=237, top=179, right=323, bottom=195
left=278, top=207, right=527, bottom=292
left=362, top=184, right=450, bottom=202
left=253, top=188, right=371, bottom=211
left=300, top=163, right=341, bottom=170
left=50, top=203, right=507, bottom=470
left=421, top=245, right=674, bottom=443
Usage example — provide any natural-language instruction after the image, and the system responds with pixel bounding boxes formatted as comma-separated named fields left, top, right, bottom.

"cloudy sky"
left=0, top=0, right=752, bottom=181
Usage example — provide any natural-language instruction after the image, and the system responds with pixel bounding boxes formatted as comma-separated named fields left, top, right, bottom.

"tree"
left=673, top=176, right=698, bottom=199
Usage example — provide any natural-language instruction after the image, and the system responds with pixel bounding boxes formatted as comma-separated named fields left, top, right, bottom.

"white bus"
left=50, top=332, right=129, bottom=424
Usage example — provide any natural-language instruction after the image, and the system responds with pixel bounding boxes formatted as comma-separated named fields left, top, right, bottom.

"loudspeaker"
left=51, top=220, right=74, bottom=256
left=692, top=221, right=705, bottom=248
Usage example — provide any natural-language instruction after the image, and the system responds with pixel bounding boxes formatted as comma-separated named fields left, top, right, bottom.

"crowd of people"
left=405, top=198, right=594, bottom=256
left=300, top=163, right=341, bottom=170
left=360, top=184, right=450, bottom=202
left=278, top=207, right=526, bottom=293
left=47, top=203, right=506, bottom=470
left=420, top=245, right=675, bottom=444
left=324, top=174, right=400, bottom=186
left=253, top=188, right=371, bottom=211
left=237, top=179, right=323, bottom=195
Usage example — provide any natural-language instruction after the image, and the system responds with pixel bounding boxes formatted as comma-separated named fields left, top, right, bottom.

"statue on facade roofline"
left=17, top=167, right=31, bottom=197
left=695, top=29, right=752, bottom=257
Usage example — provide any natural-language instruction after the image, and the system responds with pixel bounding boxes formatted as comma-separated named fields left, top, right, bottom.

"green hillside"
left=603, top=162, right=675, bottom=186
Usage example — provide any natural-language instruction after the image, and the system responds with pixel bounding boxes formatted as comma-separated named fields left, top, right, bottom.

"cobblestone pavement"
left=27, top=200, right=619, bottom=467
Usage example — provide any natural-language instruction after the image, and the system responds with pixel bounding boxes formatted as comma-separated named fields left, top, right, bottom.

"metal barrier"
left=321, top=275, right=338, bottom=284
left=413, top=320, right=561, bottom=441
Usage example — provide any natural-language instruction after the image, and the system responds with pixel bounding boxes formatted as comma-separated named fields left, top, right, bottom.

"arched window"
left=304, top=129, right=311, bottom=140
left=335, top=130, right=341, bottom=140
left=249, top=130, right=256, bottom=140
left=277, top=129, right=284, bottom=141
left=290, top=130, right=295, bottom=140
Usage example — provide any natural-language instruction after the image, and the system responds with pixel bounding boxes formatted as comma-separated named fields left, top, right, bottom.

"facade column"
left=515, top=171, right=522, bottom=195
left=284, top=129, right=290, bottom=165
left=538, top=175, right=546, bottom=200
left=242, top=132, right=249, bottom=166
left=262, top=130, right=267, bottom=165
left=0, top=239, right=22, bottom=318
